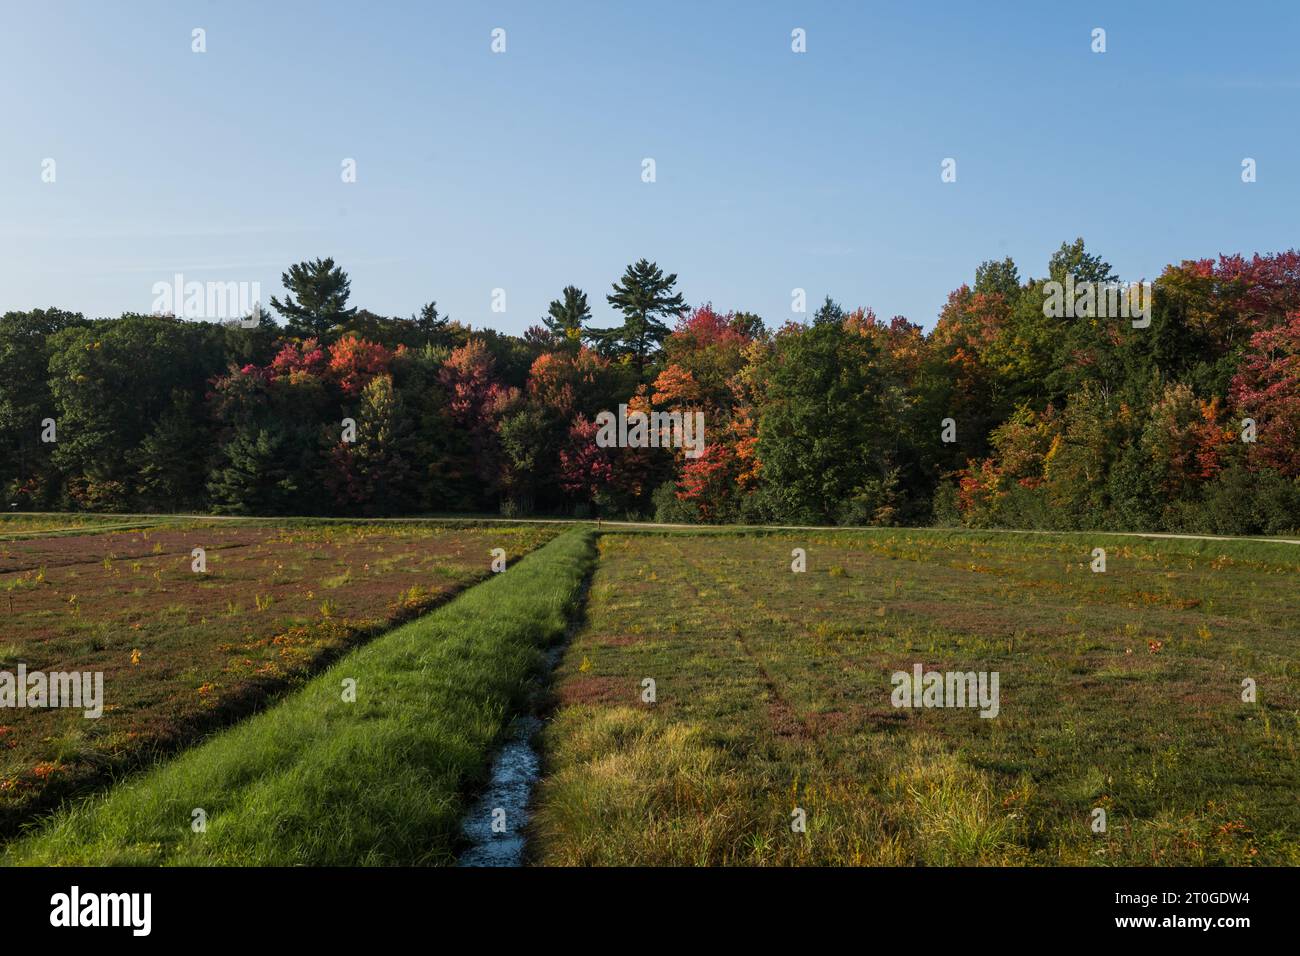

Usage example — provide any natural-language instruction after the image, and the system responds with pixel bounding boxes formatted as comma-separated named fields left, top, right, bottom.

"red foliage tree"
left=557, top=414, right=614, bottom=500
left=1230, top=311, right=1300, bottom=477
left=328, top=337, right=394, bottom=397
left=557, top=410, right=656, bottom=510
left=439, top=340, right=516, bottom=491
left=270, top=338, right=328, bottom=381
left=527, top=346, right=610, bottom=420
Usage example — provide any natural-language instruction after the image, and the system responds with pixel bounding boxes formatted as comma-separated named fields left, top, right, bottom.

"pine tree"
left=132, top=392, right=206, bottom=509
left=812, top=295, right=845, bottom=327
left=592, top=260, right=686, bottom=377
left=542, top=286, right=591, bottom=350
left=207, top=424, right=300, bottom=515
left=270, top=257, right=358, bottom=341
left=412, top=301, right=450, bottom=346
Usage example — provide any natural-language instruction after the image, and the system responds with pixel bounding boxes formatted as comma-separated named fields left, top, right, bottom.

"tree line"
left=2, top=241, right=1298, bottom=533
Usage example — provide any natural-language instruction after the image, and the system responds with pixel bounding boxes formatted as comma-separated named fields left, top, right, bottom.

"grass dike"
left=4, top=528, right=596, bottom=866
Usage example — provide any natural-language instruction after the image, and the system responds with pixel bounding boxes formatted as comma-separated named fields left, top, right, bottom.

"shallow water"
left=457, top=645, right=564, bottom=867
left=456, top=714, right=543, bottom=867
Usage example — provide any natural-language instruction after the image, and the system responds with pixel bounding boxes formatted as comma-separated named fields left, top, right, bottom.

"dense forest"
left=2, top=240, right=1298, bottom=533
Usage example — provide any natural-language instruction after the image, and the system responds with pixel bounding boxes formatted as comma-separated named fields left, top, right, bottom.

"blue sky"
left=1, top=0, right=1296, bottom=332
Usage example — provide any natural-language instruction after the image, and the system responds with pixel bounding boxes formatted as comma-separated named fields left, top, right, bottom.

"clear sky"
left=1, top=0, right=1296, bottom=332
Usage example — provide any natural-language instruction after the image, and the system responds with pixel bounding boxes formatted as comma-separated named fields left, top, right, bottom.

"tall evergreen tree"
left=412, top=301, right=450, bottom=346
left=593, top=260, right=686, bottom=376
left=131, top=391, right=207, bottom=510
left=812, top=295, right=845, bottom=326
left=1048, top=238, right=1116, bottom=286
left=543, top=285, right=591, bottom=350
left=270, top=257, right=358, bottom=340
left=207, top=423, right=301, bottom=515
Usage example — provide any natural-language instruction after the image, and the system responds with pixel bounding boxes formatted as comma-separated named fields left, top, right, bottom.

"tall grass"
left=5, top=528, right=595, bottom=866
left=531, top=707, right=1024, bottom=866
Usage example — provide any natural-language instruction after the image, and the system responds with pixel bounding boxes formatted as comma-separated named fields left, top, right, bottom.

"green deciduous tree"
left=0, top=308, right=84, bottom=506
left=756, top=317, right=896, bottom=524
left=47, top=315, right=228, bottom=509
left=328, top=374, right=416, bottom=515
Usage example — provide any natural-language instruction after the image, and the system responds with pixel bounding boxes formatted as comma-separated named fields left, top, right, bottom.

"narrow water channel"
left=456, top=645, right=564, bottom=867
left=456, top=715, right=542, bottom=867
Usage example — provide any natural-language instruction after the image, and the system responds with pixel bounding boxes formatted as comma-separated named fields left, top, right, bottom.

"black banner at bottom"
left=0, top=865, right=1280, bottom=941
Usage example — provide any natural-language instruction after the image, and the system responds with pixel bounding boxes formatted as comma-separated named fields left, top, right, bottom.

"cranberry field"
left=532, top=529, right=1300, bottom=865
left=2, top=521, right=1296, bottom=867
left=0, top=517, right=557, bottom=833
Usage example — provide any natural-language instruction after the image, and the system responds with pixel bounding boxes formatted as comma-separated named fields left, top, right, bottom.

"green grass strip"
left=5, top=528, right=596, bottom=866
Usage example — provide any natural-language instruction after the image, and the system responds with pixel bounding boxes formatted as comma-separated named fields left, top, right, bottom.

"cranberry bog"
left=0, top=517, right=558, bottom=833
left=5, top=528, right=596, bottom=866
left=4, top=521, right=1297, bottom=868
left=531, top=528, right=1300, bottom=866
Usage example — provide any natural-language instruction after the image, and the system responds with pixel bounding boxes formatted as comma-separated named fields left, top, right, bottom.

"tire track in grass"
left=636, top=538, right=1027, bottom=865
left=683, top=550, right=815, bottom=742
left=0, top=522, right=164, bottom=542
left=535, top=534, right=893, bottom=864
left=672, top=537, right=982, bottom=785
left=659, top=536, right=792, bottom=733
left=677, top=541, right=889, bottom=784
left=530, top=533, right=792, bottom=865
left=672, top=538, right=826, bottom=749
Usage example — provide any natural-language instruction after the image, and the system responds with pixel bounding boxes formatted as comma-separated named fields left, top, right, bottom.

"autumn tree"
left=328, top=374, right=415, bottom=514
left=1231, top=312, right=1300, bottom=478
left=438, top=340, right=517, bottom=505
